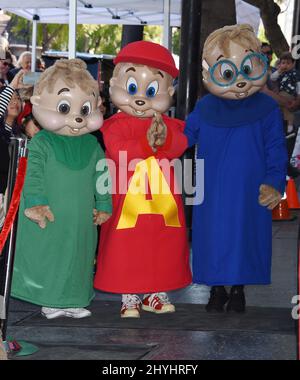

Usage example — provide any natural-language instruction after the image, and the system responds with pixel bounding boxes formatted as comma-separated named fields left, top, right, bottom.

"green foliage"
left=144, top=25, right=162, bottom=44
left=7, top=13, right=181, bottom=55
left=172, top=28, right=180, bottom=55
left=7, top=13, right=122, bottom=54
left=76, top=24, right=122, bottom=54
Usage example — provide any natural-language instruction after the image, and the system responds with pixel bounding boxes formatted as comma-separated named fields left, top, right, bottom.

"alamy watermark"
left=95, top=152, right=205, bottom=206
left=291, top=35, right=300, bottom=60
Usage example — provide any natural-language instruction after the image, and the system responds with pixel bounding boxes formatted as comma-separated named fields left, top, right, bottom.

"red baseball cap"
left=114, top=41, right=179, bottom=78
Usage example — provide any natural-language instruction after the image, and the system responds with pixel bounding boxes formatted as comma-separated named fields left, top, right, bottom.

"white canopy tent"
left=0, top=0, right=260, bottom=70
left=1, top=0, right=182, bottom=26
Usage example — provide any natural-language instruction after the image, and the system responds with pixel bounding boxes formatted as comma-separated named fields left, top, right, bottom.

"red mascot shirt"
left=94, top=112, right=192, bottom=293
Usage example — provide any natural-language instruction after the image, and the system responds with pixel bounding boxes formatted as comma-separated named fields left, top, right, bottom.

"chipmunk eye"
left=81, top=101, right=91, bottom=116
left=57, top=100, right=71, bottom=114
left=126, top=77, right=138, bottom=95
left=146, top=81, right=159, bottom=98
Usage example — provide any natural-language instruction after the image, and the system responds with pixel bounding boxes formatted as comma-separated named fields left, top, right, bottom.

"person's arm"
left=286, top=81, right=300, bottom=111
left=103, top=120, right=155, bottom=163
left=22, top=135, right=55, bottom=229
left=154, top=119, right=188, bottom=160
left=0, top=85, right=14, bottom=118
left=270, top=70, right=281, bottom=81
left=261, top=107, right=288, bottom=194
left=261, top=85, right=290, bottom=107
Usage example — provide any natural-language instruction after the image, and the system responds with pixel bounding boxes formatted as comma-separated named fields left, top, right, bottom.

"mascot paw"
left=258, top=184, right=282, bottom=210
left=24, top=205, right=55, bottom=229
left=93, top=209, right=111, bottom=225
left=147, top=113, right=167, bottom=151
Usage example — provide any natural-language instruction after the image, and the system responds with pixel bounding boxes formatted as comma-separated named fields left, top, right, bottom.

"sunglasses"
left=0, top=61, right=9, bottom=66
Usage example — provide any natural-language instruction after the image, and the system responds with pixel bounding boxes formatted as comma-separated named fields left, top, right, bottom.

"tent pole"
left=163, top=0, right=171, bottom=49
left=31, top=15, right=39, bottom=72
left=68, top=0, right=77, bottom=59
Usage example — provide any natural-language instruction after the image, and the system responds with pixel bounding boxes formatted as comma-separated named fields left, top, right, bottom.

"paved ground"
left=5, top=212, right=299, bottom=360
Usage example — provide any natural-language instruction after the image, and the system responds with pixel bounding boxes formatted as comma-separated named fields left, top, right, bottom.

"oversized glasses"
left=209, top=53, right=268, bottom=87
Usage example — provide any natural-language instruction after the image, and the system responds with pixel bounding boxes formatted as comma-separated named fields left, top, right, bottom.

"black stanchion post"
left=0, top=138, right=28, bottom=343
left=121, top=25, right=144, bottom=48
left=176, top=0, right=202, bottom=229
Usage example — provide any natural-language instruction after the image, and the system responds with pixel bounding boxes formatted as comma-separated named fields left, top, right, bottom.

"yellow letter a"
left=117, top=157, right=181, bottom=229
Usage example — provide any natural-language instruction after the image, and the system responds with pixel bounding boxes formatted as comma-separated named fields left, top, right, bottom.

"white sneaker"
left=41, top=307, right=66, bottom=319
left=142, top=292, right=175, bottom=314
left=63, top=308, right=92, bottom=318
left=121, top=294, right=141, bottom=318
left=41, top=307, right=91, bottom=319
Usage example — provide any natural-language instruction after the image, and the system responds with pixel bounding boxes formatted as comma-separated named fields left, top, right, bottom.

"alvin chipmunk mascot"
left=94, top=41, right=192, bottom=318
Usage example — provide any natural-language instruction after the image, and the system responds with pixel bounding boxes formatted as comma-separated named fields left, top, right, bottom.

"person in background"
left=0, top=86, right=22, bottom=227
left=6, top=50, right=17, bottom=71
left=260, top=42, right=278, bottom=93
left=36, top=57, right=45, bottom=72
left=0, top=51, right=14, bottom=84
left=270, top=52, right=300, bottom=133
left=261, top=43, right=274, bottom=67
left=8, top=51, right=31, bottom=81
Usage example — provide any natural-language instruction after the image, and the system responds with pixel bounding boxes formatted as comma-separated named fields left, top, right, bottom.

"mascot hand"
left=93, top=209, right=111, bottom=225
left=147, top=113, right=167, bottom=152
left=258, top=184, right=282, bottom=210
left=24, top=205, right=55, bottom=229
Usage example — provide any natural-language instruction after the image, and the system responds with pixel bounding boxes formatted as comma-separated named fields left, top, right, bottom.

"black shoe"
left=226, top=285, right=246, bottom=313
left=205, top=286, right=229, bottom=313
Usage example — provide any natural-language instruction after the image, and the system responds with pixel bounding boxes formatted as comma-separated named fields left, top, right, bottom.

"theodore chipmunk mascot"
left=184, top=24, right=287, bottom=313
left=94, top=41, right=192, bottom=318
left=11, top=59, right=112, bottom=319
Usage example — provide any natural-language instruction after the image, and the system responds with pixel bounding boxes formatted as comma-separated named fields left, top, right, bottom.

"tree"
left=172, top=28, right=180, bottom=55
left=144, top=25, right=162, bottom=44
left=76, top=24, right=122, bottom=54
left=243, top=0, right=290, bottom=56
left=198, top=0, right=237, bottom=93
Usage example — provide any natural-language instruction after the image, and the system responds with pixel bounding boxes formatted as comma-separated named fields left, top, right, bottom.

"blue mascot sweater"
left=184, top=92, right=287, bottom=285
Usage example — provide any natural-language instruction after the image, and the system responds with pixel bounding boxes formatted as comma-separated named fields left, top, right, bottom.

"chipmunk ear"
left=30, top=95, right=41, bottom=106
left=202, top=59, right=210, bottom=71
left=168, top=86, right=175, bottom=97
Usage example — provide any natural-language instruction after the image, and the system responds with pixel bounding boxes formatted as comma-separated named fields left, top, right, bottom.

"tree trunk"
left=244, top=0, right=290, bottom=56
left=41, top=24, right=65, bottom=51
left=42, top=24, right=49, bottom=51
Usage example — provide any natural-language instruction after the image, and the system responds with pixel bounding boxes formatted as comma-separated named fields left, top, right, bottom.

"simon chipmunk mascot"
left=94, top=41, right=192, bottom=318
left=11, top=59, right=112, bottom=319
left=185, top=24, right=287, bottom=313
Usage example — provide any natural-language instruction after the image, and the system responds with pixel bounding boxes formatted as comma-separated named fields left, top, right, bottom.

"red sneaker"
left=120, top=294, right=141, bottom=318
left=142, top=293, right=175, bottom=314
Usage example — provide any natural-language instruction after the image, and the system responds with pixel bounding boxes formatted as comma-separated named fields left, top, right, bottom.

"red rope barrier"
left=0, top=157, right=27, bottom=255
left=298, top=244, right=300, bottom=360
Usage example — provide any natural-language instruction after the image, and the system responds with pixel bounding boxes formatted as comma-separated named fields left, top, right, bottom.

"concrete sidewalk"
left=5, top=213, right=299, bottom=360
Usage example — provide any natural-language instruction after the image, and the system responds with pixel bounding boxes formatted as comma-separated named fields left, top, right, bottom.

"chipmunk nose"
left=75, top=117, right=83, bottom=123
left=236, top=82, right=247, bottom=88
left=135, top=100, right=145, bottom=106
